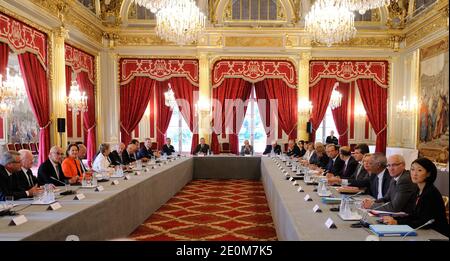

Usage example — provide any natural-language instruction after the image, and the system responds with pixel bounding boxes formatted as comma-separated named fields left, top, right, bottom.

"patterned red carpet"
left=129, top=179, right=277, bottom=241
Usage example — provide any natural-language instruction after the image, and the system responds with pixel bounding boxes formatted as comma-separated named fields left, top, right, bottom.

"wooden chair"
left=14, top=143, right=22, bottom=151
left=220, top=142, right=231, bottom=154
left=443, top=196, right=449, bottom=222
left=284, top=143, right=289, bottom=152
left=349, top=143, right=357, bottom=152
left=29, top=142, right=38, bottom=155
left=7, top=143, right=15, bottom=151
left=22, top=143, right=31, bottom=150
left=139, top=142, right=145, bottom=150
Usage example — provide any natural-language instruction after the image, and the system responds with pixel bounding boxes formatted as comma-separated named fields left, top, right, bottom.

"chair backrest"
left=284, top=143, right=288, bottom=152
left=221, top=142, right=230, bottom=151
left=443, top=196, right=449, bottom=208
left=7, top=143, right=15, bottom=151
left=151, top=142, right=158, bottom=150
left=14, top=143, right=22, bottom=151
left=139, top=142, right=145, bottom=150
left=349, top=143, right=357, bottom=152
left=29, top=142, right=38, bottom=155
left=22, top=143, right=30, bottom=150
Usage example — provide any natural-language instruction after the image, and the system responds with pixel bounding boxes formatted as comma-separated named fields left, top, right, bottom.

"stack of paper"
left=369, top=225, right=416, bottom=237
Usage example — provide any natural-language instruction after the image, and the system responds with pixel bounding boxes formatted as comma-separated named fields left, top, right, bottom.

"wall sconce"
left=396, top=96, right=417, bottom=118
left=354, top=104, right=366, bottom=118
left=195, top=98, right=210, bottom=115
left=298, top=98, right=313, bottom=117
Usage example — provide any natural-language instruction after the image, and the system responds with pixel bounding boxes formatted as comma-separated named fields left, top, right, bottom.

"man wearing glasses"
left=361, top=154, right=416, bottom=213
left=37, top=146, right=66, bottom=186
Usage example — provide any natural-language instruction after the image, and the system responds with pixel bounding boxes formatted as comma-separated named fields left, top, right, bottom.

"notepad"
left=369, top=225, right=416, bottom=237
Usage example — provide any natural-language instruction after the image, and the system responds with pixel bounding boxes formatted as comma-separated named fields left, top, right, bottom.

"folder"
left=369, top=225, right=417, bottom=237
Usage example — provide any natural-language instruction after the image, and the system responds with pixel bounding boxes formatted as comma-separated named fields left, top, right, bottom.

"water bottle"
left=318, top=178, right=329, bottom=195
left=339, top=196, right=352, bottom=219
left=304, top=170, right=312, bottom=183
left=137, top=159, right=142, bottom=169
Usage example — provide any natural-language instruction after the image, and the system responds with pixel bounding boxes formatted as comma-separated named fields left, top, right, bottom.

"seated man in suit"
left=161, top=138, right=175, bottom=156
left=137, top=138, right=154, bottom=161
left=325, top=130, right=339, bottom=145
left=286, top=140, right=301, bottom=158
left=361, top=154, right=416, bottom=213
left=350, top=152, right=392, bottom=200
left=1, top=150, right=42, bottom=200
left=263, top=140, right=281, bottom=155
left=16, top=150, right=41, bottom=194
left=194, top=137, right=210, bottom=155
left=109, top=143, right=125, bottom=166
left=77, top=143, right=88, bottom=172
left=38, top=146, right=67, bottom=186
left=327, top=143, right=370, bottom=185
left=240, top=140, right=253, bottom=156
left=324, top=144, right=345, bottom=177
left=122, top=143, right=138, bottom=165
left=327, top=146, right=358, bottom=179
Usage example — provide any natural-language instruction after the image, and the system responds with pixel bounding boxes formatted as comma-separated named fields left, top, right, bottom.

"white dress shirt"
left=377, top=170, right=385, bottom=200
left=92, top=153, right=114, bottom=173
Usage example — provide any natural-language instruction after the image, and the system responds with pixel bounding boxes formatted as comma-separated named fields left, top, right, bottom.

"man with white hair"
left=263, top=140, right=281, bottom=155
left=109, top=143, right=125, bottom=166
left=37, top=146, right=66, bottom=186
left=16, top=150, right=39, bottom=191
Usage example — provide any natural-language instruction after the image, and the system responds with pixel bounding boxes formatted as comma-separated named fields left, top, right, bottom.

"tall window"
left=238, top=87, right=266, bottom=153
left=315, top=106, right=338, bottom=143
left=166, top=106, right=192, bottom=153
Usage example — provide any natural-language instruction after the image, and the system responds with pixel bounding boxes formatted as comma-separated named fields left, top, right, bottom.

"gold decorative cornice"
left=311, top=36, right=391, bottom=49
left=225, top=36, right=284, bottom=47
left=0, top=4, right=52, bottom=34
left=65, top=12, right=103, bottom=43
left=117, top=34, right=174, bottom=46
left=405, top=13, right=448, bottom=47
left=55, top=26, right=69, bottom=39
left=210, top=56, right=298, bottom=70
left=420, top=37, right=449, bottom=60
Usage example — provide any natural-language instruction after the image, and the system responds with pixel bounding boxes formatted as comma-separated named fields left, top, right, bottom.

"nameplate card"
left=297, top=186, right=304, bottom=192
left=74, top=193, right=85, bottom=200
left=135, top=171, right=141, bottom=176
left=9, top=215, right=27, bottom=226
left=152, top=165, right=157, bottom=169
left=289, top=177, right=294, bottom=182
left=95, top=185, right=104, bottom=192
left=47, top=202, right=62, bottom=211
left=313, top=204, right=322, bottom=213
left=292, top=181, right=298, bottom=186
left=304, top=194, right=312, bottom=201
left=124, top=174, right=131, bottom=180
left=111, top=180, right=119, bottom=185
left=291, top=166, right=296, bottom=171
left=296, top=169, right=301, bottom=175
left=325, top=218, right=337, bottom=229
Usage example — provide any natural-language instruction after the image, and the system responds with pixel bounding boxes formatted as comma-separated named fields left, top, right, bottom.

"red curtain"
left=0, top=42, right=9, bottom=139
left=357, top=79, right=387, bottom=153
left=155, top=80, right=173, bottom=150
left=262, top=78, right=298, bottom=140
left=309, top=78, right=337, bottom=142
left=169, top=77, right=199, bottom=154
left=65, top=66, right=73, bottom=138
left=211, top=78, right=252, bottom=154
left=254, top=82, right=271, bottom=139
left=18, top=52, right=50, bottom=164
left=120, top=77, right=155, bottom=145
left=331, top=81, right=350, bottom=146
left=77, top=71, right=96, bottom=167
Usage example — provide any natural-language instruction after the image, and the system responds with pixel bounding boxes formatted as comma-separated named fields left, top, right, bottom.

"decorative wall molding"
left=224, top=36, right=284, bottom=48
left=65, top=43, right=95, bottom=84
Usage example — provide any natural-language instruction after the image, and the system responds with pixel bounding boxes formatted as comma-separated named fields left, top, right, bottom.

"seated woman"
left=92, top=143, right=115, bottom=173
left=240, top=140, right=253, bottom=156
left=382, top=158, right=449, bottom=237
left=61, top=144, right=83, bottom=185
left=309, top=142, right=329, bottom=169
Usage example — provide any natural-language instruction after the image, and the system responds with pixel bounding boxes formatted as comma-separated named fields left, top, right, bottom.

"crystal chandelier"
left=305, top=0, right=356, bottom=47
left=155, top=0, right=206, bottom=45
left=132, top=0, right=168, bottom=13
left=0, top=68, right=26, bottom=117
left=66, top=80, right=88, bottom=114
left=164, top=83, right=177, bottom=108
left=298, top=98, right=313, bottom=117
left=346, top=0, right=391, bottom=15
left=329, top=82, right=343, bottom=110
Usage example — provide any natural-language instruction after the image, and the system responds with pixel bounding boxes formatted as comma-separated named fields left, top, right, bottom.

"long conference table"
left=0, top=155, right=447, bottom=241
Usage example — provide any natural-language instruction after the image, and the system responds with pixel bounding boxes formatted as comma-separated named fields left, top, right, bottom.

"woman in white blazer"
left=93, top=143, right=115, bottom=173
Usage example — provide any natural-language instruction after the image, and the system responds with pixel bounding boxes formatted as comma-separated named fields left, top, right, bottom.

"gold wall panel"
left=405, top=14, right=448, bottom=47
left=225, top=36, right=283, bottom=47
left=311, top=36, right=391, bottom=49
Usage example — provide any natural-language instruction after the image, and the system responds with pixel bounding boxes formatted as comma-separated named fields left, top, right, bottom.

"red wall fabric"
left=349, top=82, right=355, bottom=139
left=155, top=81, right=173, bottom=150
left=77, top=71, right=96, bottom=167
left=120, top=77, right=154, bottom=145
left=357, top=79, right=387, bottom=153
left=18, top=52, right=50, bottom=164
left=65, top=66, right=73, bottom=138
left=309, top=78, right=336, bottom=142
left=331, top=81, right=350, bottom=146
left=0, top=42, right=9, bottom=140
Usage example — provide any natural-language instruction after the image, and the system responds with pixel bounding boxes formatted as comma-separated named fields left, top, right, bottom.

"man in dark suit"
left=327, top=143, right=370, bottom=185
left=325, top=130, right=339, bottom=145
left=338, top=146, right=358, bottom=178
left=137, top=138, right=154, bottom=160
left=362, top=154, right=416, bottom=213
left=324, top=144, right=345, bottom=177
left=109, top=143, right=125, bottom=166
left=16, top=150, right=39, bottom=192
left=162, top=138, right=175, bottom=156
left=286, top=140, right=301, bottom=157
left=194, top=137, right=210, bottom=155
left=122, top=143, right=138, bottom=165
left=37, top=146, right=66, bottom=186
left=351, top=153, right=391, bottom=199
left=1, top=151, right=42, bottom=200
left=263, top=140, right=281, bottom=155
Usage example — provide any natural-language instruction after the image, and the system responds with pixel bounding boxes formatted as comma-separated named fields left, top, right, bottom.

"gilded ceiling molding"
left=0, top=4, right=52, bottom=34
left=224, top=36, right=284, bottom=47
left=311, top=36, right=392, bottom=49
left=420, top=37, right=449, bottom=60
left=210, top=56, right=298, bottom=70
left=405, top=12, right=448, bottom=47
left=117, top=34, right=171, bottom=46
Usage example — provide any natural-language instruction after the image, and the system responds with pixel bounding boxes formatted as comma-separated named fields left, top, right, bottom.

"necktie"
left=26, top=169, right=34, bottom=186
left=355, top=164, right=362, bottom=179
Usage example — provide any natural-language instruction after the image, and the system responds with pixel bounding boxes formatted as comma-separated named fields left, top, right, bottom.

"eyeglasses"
left=387, top=163, right=402, bottom=168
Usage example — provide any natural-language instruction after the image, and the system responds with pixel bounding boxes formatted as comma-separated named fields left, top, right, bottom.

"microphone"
left=50, top=176, right=68, bottom=186
left=348, top=190, right=364, bottom=199
left=401, top=219, right=435, bottom=240
left=358, top=202, right=391, bottom=228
